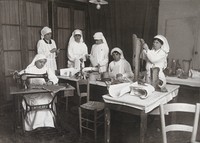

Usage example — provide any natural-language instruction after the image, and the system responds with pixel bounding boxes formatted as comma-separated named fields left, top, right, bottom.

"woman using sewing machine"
left=67, top=29, right=88, bottom=70
left=19, top=54, right=58, bottom=131
left=108, top=47, right=134, bottom=80
left=141, top=35, right=170, bottom=87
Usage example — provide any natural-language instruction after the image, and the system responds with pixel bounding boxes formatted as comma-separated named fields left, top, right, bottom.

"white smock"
left=142, top=35, right=170, bottom=85
left=90, top=32, right=109, bottom=73
left=37, top=27, right=57, bottom=73
left=109, top=47, right=134, bottom=78
left=67, top=29, right=88, bottom=70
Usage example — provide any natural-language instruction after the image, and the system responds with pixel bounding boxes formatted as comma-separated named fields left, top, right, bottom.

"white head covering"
left=40, top=26, right=52, bottom=39
left=154, top=35, right=170, bottom=53
left=69, top=29, right=84, bottom=44
left=93, top=32, right=109, bottom=48
left=27, top=54, right=47, bottom=68
left=110, top=47, right=125, bottom=59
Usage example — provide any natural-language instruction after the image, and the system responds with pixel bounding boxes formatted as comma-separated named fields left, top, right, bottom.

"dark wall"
left=86, top=0, right=159, bottom=67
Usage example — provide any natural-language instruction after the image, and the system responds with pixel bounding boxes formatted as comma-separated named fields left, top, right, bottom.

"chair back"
left=160, top=103, right=200, bottom=143
left=76, top=79, right=90, bottom=102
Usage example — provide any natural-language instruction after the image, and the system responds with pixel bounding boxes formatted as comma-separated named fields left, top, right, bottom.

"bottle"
left=176, top=59, right=181, bottom=70
left=171, top=59, right=176, bottom=75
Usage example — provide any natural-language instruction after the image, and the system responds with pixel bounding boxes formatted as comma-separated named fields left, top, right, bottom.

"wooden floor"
left=0, top=85, right=199, bottom=143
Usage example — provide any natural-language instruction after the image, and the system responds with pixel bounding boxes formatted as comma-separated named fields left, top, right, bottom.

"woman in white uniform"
left=19, top=54, right=58, bottom=131
left=89, top=32, right=109, bottom=73
left=37, top=26, right=59, bottom=73
left=67, top=29, right=88, bottom=70
left=108, top=47, right=134, bottom=79
left=142, top=35, right=170, bottom=86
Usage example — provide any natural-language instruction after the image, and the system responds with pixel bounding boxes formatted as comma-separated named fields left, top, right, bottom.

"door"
left=50, top=1, right=87, bottom=69
left=165, top=17, right=200, bottom=69
left=0, top=0, right=48, bottom=100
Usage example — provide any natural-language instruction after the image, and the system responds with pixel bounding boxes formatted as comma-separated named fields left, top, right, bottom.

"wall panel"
left=0, top=0, right=48, bottom=101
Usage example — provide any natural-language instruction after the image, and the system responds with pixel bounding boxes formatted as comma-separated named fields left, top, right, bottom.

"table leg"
left=13, top=94, right=22, bottom=131
left=171, top=94, right=178, bottom=124
left=66, top=97, right=68, bottom=111
left=105, top=107, right=110, bottom=143
left=140, top=111, right=147, bottom=143
left=199, top=87, right=200, bottom=102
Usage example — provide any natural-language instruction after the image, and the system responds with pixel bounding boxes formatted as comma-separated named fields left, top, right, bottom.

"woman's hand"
left=50, top=48, right=57, bottom=53
left=140, top=39, right=149, bottom=51
left=80, top=58, right=83, bottom=62
left=116, top=73, right=123, bottom=81
left=56, top=48, right=60, bottom=54
left=85, top=54, right=90, bottom=59
left=46, top=81, right=53, bottom=85
left=143, top=44, right=149, bottom=51
left=140, top=39, right=145, bottom=45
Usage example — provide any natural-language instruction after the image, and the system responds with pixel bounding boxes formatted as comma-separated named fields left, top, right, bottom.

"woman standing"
left=89, top=32, right=109, bottom=73
left=141, top=35, right=170, bottom=86
left=37, top=26, right=59, bottom=73
left=67, top=29, right=88, bottom=70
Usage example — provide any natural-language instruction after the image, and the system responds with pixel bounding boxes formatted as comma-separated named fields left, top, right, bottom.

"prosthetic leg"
left=150, top=67, right=167, bottom=92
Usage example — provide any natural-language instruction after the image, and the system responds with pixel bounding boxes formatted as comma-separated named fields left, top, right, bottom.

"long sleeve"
left=122, top=61, right=134, bottom=78
left=99, top=45, right=109, bottom=67
left=89, top=46, right=98, bottom=66
left=37, top=40, right=51, bottom=57
left=81, top=43, right=88, bottom=61
left=146, top=50, right=166, bottom=64
left=67, top=44, right=76, bottom=62
left=47, top=68, right=58, bottom=84
left=68, top=43, right=88, bottom=62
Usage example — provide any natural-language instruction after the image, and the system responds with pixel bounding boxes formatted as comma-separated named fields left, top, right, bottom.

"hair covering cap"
left=154, top=35, right=170, bottom=53
left=69, top=29, right=84, bottom=44
left=111, top=47, right=124, bottom=59
left=27, top=54, right=47, bottom=68
left=41, top=26, right=52, bottom=39
left=93, top=32, right=109, bottom=49
left=74, top=29, right=82, bottom=35
left=93, top=32, right=104, bottom=40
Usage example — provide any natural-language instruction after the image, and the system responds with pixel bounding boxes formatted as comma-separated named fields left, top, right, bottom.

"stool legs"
left=94, top=110, right=97, bottom=140
left=78, top=107, right=82, bottom=135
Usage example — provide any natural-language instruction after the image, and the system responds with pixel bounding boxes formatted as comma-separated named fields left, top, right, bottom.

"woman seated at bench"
left=19, top=54, right=58, bottom=131
left=108, top=47, right=134, bottom=79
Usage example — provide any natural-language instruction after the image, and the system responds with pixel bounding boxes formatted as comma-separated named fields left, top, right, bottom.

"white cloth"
left=108, top=83, right=131, bottom=98
left=22, top=93, right=55, bottom=131
left=109, top=59, right=134, bottom=78
left=142, top=35, right=170, bottom=84
left=103, top=84, right=179, bottom=113
left=67, top=29, right=88, bottom=70
left=108, top=82, right=155, bottom=99
left=37, top=39, right=57, bottom=73
left=154, top=35, right=170, bottom=54
left=40, top=26, right=52, bottom=39
left=110, top=47, right=124, bottom=59
left=90, top=32, right=109, bottom=73
left=19, top=54, right=58, bottom=131
left=109, top=47, right=134, bottom=78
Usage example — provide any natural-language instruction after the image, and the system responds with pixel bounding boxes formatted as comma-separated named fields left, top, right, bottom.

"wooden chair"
left=159, top=103, right=200, bottom=143
left=78, top=79, right=105, bottom=140
left=76, top=79, right=90, bottom=106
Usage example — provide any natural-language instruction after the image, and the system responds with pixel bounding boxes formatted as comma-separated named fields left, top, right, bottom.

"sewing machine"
left=13, top=72, right=48, bottom=89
